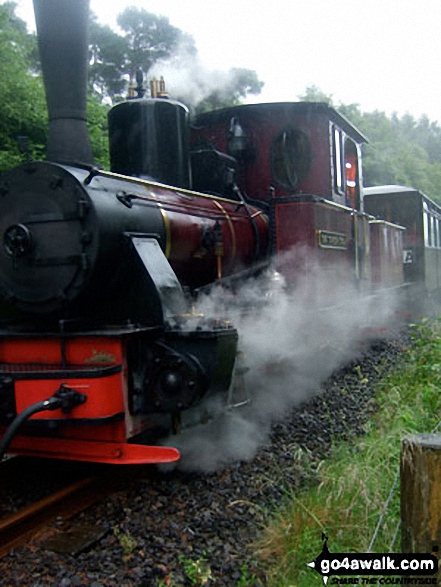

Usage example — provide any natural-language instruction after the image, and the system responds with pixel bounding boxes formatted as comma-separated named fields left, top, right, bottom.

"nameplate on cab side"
left=317, top=230, right=347, bottom=250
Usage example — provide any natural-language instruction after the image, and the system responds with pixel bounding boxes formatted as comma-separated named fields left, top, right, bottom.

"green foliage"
left=0, top=3, right=110, bottom=170
left=299, top=85, right=334, bottom=105
left=2, top=1, right=440, bottom=195
left=88, top=6, right=263, bottom=111
left=88, top=7, right=197, bottom=103
left=301, top=85, right=441, bottom=202
left=256, top=319, right=441, bottom=586
left=112, top=524, right=138, bottom=561
left=117, top=6, right=195, bottom=86
left=347, top=107, right=441, bottom=199
left=0, top=2, right=47, bottom=170
left=236, top=566, right=263, bottom=586
left=86, top=94, right=110, bottom=169
left=178, top=553, right=213, bottom=585
left=0, top=2, right=262, bottom=169
left=89, top=13, right=128, bottom=101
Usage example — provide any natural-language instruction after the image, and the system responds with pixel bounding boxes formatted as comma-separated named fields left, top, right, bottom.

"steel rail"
left=0, top=476, right=107, bottom=558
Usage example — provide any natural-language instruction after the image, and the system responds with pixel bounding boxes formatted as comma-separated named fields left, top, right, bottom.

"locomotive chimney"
left=33, top=0, right=94, bottom=166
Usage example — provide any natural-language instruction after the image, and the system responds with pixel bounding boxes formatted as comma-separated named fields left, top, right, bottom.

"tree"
left=0, top=3, right=110, bottom=170
left=301, top=85, right=441, bottom=202
left=0, top=2, right=47, bottom=169
left=87, top=7, right=197, bottom=103
left=86, top=94, right=110, bottom=169
left=0, top=2, right=262, bottom=172
left=86, top=7, right=264, bottom=111
left=89, top=13, right=128, bottom=102
left=117, top=7, right=195, bottom=86
left=298, top=85, right=333, bottom=105
left=352, top=109, right=441, bottom=199
left=193, top=68, right=264, bottom=114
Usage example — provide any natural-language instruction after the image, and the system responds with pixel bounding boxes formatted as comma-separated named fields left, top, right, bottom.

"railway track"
left=0, top=476, right=100, bottom=557
left=0, top=457, right=128, bottom=559
left=0, top=335, right=408, bottom=585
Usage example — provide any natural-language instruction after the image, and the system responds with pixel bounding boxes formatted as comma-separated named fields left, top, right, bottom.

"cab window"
left=271, top=128, right=312, bottom=190
left=332, top=125, right=360, bottom=209
left=333, top=127, right=344, bottom=195
left=344, top=138, right=359, bottom=209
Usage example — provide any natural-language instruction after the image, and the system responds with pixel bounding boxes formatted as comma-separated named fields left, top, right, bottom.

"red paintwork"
left=15, top=374, right=124, bottom=421
left=7, top=436, right=180, bottom=465
left=273, top=200, right=353, bottom=292
left=0, top=335, right=180, bottom=464
left=144, top=185, right=269, bottom=285
left=191, top=102, right=365, bottom=206
left=0, top=337, right=123, bottom=365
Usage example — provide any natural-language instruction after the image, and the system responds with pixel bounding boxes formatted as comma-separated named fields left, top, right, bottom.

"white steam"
left=148, top=39, right=252, bottom=111
left=164, top=250, right=401, bottom=472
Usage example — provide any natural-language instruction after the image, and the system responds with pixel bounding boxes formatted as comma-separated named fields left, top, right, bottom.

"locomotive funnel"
left=33, top=0, right=94, bottom=166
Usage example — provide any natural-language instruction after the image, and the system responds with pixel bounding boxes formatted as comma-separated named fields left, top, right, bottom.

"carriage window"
left=271, top=128, right=312, bottom=189
left=433, top=216, right=441, bottom=248
left=427, top=215, right=432, bottom=247
left=423, top=202, right=431, bottom=247
left=432, top=216, right=438, bottom=248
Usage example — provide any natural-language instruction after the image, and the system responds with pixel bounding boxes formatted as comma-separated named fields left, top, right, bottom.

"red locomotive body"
left=141, top=181, right=269, bottom=286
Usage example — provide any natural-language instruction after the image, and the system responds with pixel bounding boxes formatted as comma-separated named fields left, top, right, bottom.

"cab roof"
left=194, top=102, right=368, bottom=144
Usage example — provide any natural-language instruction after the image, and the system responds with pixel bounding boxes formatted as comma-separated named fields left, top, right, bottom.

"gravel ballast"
left=0, top=334, right=408, bottom=586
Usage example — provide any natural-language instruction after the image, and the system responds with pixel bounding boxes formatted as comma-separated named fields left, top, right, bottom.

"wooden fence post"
left=401, top=434, right=441, bottom=581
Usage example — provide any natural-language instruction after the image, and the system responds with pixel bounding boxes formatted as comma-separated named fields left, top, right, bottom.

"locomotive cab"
left=190, top=102, right=405, bottom=305
left=191, top=102, right=366, bottom=208
left=190, top=103, right=371, bottom=298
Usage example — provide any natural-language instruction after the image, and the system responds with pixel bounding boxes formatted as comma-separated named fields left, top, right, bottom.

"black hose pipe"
left=0, top=385, right=87, bottom=460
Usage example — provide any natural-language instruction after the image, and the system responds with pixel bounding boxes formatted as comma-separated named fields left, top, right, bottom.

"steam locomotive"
left=0, top=0, right=406, bottom=464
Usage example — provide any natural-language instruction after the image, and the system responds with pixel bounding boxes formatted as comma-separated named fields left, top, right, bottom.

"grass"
left=254, top=318, right=441, bottom=586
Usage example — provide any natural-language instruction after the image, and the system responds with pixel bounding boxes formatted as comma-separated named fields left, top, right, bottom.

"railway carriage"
left=364, top=185, right=441, bottom=311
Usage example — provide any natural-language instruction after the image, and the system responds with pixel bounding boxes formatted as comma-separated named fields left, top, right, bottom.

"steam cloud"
left=148, top=46, right=401, bottom=469
left=148, top=39, right=255, bottom=111
left=164, top=249, right=401, bottom=472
